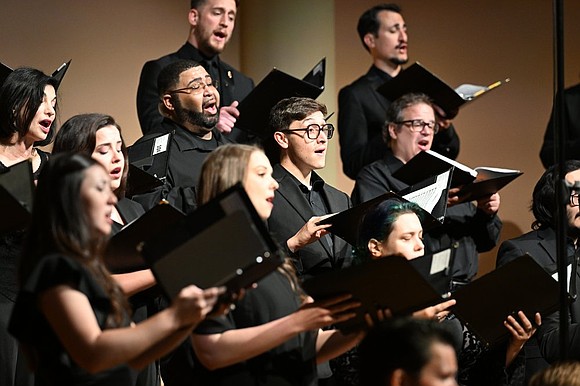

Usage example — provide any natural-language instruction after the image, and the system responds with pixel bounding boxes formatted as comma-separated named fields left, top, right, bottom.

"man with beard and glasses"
left=496, top=160, right=580, bottom=382
left=137, top=0, right=253, bottom=142
left=132, top=59, right=230, bottom=214
left=338, top=3, right=460, bottom=180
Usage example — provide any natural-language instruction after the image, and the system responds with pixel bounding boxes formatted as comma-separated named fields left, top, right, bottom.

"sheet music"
left=402, top=169, right=451, bottom=218
left=431, top=248, right=452, bottom=275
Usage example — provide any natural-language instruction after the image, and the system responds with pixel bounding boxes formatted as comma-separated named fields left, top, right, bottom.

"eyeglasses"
left=282, top=123, right=335, bottom=140
left=570, top=192, right=580, bottom=207
left=395, top=119, right=439, bottom=134
left=167, top=76, right=219, bottom=95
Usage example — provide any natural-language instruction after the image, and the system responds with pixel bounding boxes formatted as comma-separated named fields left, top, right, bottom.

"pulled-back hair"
left=20, top=153, right=129, bottom=327
left=529, top=361, right=580, bottom=386
left=359, top=317, right=458, bottom=385
left=53, top=113, right=129, bottom=198
left=269, top=97, right=327, bottom=134
left=357, top=3, right=402, bottom=51
left=191, top=0, right=239, bottom=9
left=531, top=160, right=580, bottom=230
left=354, top=199, right=424, bottom=265
left=0, top=67, right=59, bottom=144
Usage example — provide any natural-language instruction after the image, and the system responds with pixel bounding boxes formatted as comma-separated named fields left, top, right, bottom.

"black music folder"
left=0, top=159, right=34, bottom=232
left=318, top=170, right=450, bottom=247
left=104, top=203, right=185, bottom=273
left=377, top=62, right=509, bottom=117
left=51, top=60, right=71, bottom=90
left=392, top=150, right=522, bottom=203
left=451, top=254, right=561, bottom=347
left=409, top=245, right=456, bottom=295
left=126, top=163, right=163, bottom=197
left=236, top=58, right=326, bottom=138
left=128, top=131, right=172, bottom=182
left=302, top=255, right=445, bottom=333
left=141, top=184, right=285, bottom=299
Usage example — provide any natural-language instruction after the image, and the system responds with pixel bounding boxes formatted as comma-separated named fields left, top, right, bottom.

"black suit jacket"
left=540, top=84, right=580, bottom=168
left=497, top=227, right=580, bottom=368
left=267, top=164, right=353, bottom=278
left=338, top=65, right=460, bottom=179
left=136, top=43, right=254, bottom=140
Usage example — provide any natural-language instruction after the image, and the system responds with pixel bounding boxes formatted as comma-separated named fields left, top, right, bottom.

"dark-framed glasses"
left=395, top=119, right=439, bottom=134
left=283, top=123, right=335, bottom=140
left=168, top=76, right=219, bottom=95
left=570, top=192, right=580, bottom=207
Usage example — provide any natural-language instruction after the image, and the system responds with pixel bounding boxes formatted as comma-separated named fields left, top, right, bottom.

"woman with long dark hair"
left=9, top=153, right=223, bottom=386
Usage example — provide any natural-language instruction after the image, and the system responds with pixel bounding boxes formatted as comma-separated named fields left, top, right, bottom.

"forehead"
left=43, top=84, right=56, bottom=98
left=178, top=66, right=210, bottom=84
left=199, top=0, right=237, bottom=13
left=565, top=169, right=580, bottom=184
left=392, top=212, right=422, bottom=231
left=95, top=125, right=121, bottom=143
left=289, top=110, right=325, bottom=127
left=401, top=102, right=435, bottom=120
left=377, top=10, right=405, bottom=29
left=83, top=164, right=108, bottom=183
left=248, top=150, right=270, bottom=169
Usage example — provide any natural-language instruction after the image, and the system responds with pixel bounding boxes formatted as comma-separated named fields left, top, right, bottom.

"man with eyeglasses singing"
left=352, top=92, right=502, bottom=283
left=267, top=96, right=353, bottom=385
left=132, top=59, right=230, bottom=214
left=497, top=160, right=580, bottom=381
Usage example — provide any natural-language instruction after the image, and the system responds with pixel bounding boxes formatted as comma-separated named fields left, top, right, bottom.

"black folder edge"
left=451, top=254, right=561, bottom=347
left=236, top=58, right=326, bottom=138
left=125, top=163, right=163, bottom=197
left=302, top=254, right=445, bottom=333
left=128, top=131, right=173, bottom=182
left=141, top=184, right=285, bottom=301
left=0, top=159, right=34, bottom=232
left=103, top=202, right=185, bottom=273
left=408, top=244, right=457, bottom=295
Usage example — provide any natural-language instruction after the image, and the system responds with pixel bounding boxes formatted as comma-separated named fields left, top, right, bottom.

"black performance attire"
left=9, top=254, right=137, bottom=386
left=352, top=151, right=502, bottom=281
left=131, top=119, right=231, bottom=213
left=338, top=65, right=460, bottom=179
left=540, top=83, right=580, bottom=168
left=137, top=42, right=254, bottom=142
left=267, top=164, right=353, bottom=278
left=496, top=227, right=579, bottom=381
left=0, top=149, right=49, bottom=386
left=193, top=270, right=317, bottom=386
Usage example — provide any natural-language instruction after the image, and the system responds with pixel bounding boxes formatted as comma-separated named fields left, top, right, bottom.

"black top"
left=136, top=42, right=254, bottom=142
left=338, top=65, right=460, bottom=179
left=352, top=151, right=502, bottom=281
left=194, top=270, right=318, bottom=386
left=131, top=119, right=231, bottom=214
left=9, top=254, right=137, bottom=386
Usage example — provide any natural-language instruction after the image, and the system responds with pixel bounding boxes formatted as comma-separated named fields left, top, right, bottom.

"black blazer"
left=338, top=65, right=460, bottom=179
left=136, top=43, right=254, bottom=137
left=540, top=84, right=580, bottom=168
left=267, top=164, right=353, bottom=278
left=497, top=227, right=580, bottom=370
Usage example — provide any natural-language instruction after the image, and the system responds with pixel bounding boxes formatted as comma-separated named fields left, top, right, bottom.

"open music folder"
left=141, top=184, right=285, bottom=299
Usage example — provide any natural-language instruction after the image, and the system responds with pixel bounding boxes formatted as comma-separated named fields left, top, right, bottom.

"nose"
left=271, top=177, right=279, bottom=191
left=112, top=149, right=123, bottom=163
left=415, top=237, right=424, bottom=252
left=399, top=28, right=408, bottom=42
left=46, top=103, right=55, bottom=117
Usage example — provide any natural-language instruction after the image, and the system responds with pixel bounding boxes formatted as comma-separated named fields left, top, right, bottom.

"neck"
left=178, top=119, right=214, bottom=140
left=280, top=158, right=312, bottom=186
left=372, top=57, right=402, bottom=77
left=0, top=135, right=36, bottom=162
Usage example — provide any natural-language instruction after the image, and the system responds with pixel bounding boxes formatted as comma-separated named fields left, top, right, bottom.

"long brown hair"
left=198, top=144, right=305, bottom=298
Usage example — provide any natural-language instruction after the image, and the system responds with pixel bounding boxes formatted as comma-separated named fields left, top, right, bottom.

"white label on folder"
left=551, top=263, right=572, bottom=292
left=152, top=134, right=169, bottom=155
left=430, top=249, right=451, bottom=275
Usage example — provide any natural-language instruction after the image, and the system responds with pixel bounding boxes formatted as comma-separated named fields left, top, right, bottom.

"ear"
left=188, top=9, right=199, bottom=27
left=162, top=94, right=175, bottom=112
left=388, top=123, right=399, bottom=140
left=363, top=33, right=375, bottom=51
left=273, top=131, right=289, bottom=149
left=368, top=238, right=384, bottom=259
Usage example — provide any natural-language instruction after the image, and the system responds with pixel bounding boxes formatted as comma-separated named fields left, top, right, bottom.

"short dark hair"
left=358, top=317, right=458, bottom=385
left=383, top=92, right=434, bottom=143
left=191, top=0, right=239, bottom=9
left=354, top=199, right=424, bottom=265
left=531, top=160, right=580, bottom=230
left=269, top=97, right=327, bottom=133
left=0, top=67, right=59, bottom=144
left=357, top=3, right=402, bottom=51
left=53, top=113, right=129, bottom=199
left=157, top=59, right=203, bottom=97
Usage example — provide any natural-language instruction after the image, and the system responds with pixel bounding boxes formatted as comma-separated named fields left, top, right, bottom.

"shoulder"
left=339, top=71, right=375, bottom=96
left=116, top=198, right=145, bottom=220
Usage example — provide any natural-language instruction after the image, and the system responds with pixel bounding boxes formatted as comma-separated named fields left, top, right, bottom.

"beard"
left=173, top=98, right=219, bottom=134
left=390, top=56, right=409, bottom=66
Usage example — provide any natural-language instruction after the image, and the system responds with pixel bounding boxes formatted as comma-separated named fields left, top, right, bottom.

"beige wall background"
left=2, top=0, right=579, bottom=275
